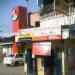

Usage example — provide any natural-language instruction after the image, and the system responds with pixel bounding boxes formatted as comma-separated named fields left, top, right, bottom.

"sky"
left=0, top=0, right=38, bottom=33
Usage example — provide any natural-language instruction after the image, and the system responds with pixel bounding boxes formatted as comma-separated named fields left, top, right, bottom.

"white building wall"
left=40, top=14, right=75, bottom=28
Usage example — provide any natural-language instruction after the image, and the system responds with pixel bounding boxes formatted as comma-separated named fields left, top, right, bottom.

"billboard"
left=32, top=42, right=51, bottom=56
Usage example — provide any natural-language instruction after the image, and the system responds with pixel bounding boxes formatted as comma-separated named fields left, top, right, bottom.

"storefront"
left=16, top=24, right=75, bottom=75
left=18, top=39, right=64, bottom=75
left=16, top=26, right=63, bottom=75
left=32, top=39, right=63, bottom=75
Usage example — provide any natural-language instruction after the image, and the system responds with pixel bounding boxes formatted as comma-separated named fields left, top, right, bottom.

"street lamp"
left=25, top=0, right=29, bottom=28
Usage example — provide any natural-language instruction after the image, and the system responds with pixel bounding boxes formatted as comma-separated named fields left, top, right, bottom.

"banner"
left=19, top=26, right=61, bottom=39
left=32, top=36, right=49, bottom=41
left=32, top=42, right=51, bottom=56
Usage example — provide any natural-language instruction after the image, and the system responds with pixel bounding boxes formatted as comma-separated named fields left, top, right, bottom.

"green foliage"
left=55, top=0, right=69, bottom=15
left=40, top=4, right=53, bottom=15
left=43, top=0, right=53, bottom=5
left=39, top=0, right=72, bottom=15
left=17, top=42, right=25, bottom=53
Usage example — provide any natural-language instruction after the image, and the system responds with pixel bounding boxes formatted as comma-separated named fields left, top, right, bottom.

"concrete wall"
left=40, top=14, right=75, bottom=27
left=30, top=12, right=40, bottom=26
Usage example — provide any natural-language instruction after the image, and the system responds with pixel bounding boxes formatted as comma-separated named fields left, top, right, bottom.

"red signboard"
left=32, top=36, right=49, bottom=41
left=32, top=35, right=61, bottom=41
left=32, top=42, right=51, bottom=56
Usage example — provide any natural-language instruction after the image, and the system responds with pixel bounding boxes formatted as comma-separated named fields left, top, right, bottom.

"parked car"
left=3, top=54, right=24, bottom=66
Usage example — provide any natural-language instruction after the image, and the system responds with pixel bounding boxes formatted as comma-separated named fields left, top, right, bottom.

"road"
left=0, top=62, right=25, bottom=75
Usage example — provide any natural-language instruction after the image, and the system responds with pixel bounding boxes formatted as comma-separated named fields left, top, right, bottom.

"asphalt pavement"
left=0, top=62, right=25, bottom=75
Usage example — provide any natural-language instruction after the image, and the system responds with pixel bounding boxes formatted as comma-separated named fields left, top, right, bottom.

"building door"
left=42, top=48, right=62, bottom=75
left=44, top=50, right=55, bottom=75
left=55, top=48, right=62, bottom=75
left=26, top=48, right=33, bottom=75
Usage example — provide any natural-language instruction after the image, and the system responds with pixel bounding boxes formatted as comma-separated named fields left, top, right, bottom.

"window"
left=35, top=21, right=40, bottom=27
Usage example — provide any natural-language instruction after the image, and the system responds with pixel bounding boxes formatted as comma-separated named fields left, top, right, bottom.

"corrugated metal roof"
left=0, top=32, right=18, bottom=38
left=0, top=42, right=13, bottom=45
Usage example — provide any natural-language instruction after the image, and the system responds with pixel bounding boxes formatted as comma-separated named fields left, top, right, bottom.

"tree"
left=17, top=42, right=25, bottom=53
left=38, top=0, right=75, bottom=15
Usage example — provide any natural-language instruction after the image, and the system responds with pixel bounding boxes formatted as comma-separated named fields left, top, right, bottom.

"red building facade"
left=12, top=6, right=27, bottom=32
left=12, top=6, right=27, bottom=54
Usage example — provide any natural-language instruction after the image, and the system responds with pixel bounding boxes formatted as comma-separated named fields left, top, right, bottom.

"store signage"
left=32, top=35, right=61, bottom=41
left=19, top=26, right=61, bottom=39
left=32, top=42, right=51, bottom=56
left=62, top=30, right=69, bottom=39
left=12, top=10, right=18, bottom=21
left=19, top=32, right=34, bottom=38
left=19, top=38, right=31, bottom=42
left=49, top=35, right=61, bottom=39
left=32, top=36, right=49, bottom=41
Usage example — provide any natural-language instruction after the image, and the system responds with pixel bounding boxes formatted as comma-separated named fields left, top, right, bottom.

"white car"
left=3, top=54, right=24, bottom=66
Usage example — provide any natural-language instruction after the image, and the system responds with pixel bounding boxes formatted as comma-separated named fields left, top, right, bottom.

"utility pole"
left=26, top=0, right=29, bottom=28
left=24, top=1, right=29, bottom=74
